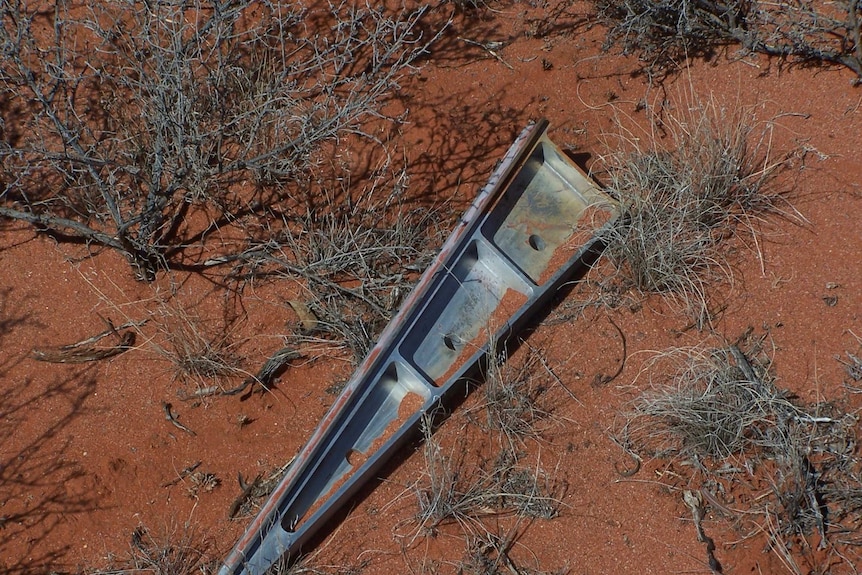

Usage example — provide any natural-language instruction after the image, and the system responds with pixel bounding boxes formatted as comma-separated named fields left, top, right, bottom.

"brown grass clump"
left=617, top=339, right=862, bottom=571
left=150, top=296, right=245, bottom=388
left=599, top=95, right=796, bottom=324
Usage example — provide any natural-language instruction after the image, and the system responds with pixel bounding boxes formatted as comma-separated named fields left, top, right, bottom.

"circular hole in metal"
left=528, top=234, right=546, bottom=251
left=443, top=334, right=457, bottom=351
left=346, top=449, right=363, bottom=466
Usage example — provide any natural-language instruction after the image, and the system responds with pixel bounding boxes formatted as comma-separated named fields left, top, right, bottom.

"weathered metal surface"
left=219, top=119, right=619, bottom=575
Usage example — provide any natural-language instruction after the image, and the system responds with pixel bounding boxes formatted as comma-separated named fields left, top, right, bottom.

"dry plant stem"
left=31, top=326, right=138, bottom=363
left=161, top=461, right=203, bottom=488
left=162, top=401, right=196, bottom=436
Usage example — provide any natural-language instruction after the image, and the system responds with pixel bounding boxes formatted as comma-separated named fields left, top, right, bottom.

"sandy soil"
left=2, top=2, right=861, bottom=574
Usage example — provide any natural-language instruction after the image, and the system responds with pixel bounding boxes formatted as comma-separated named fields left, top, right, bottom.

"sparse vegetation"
left=617, top=339, right=862, bottom=570
left=224, top=163, right=445, bottom=363
left=465, top=342, right=559, bottom=457
left=0, top=1, right=435, bottom=280
left=411, top=414, right=562, bottom=538
left=94, top=525, right=217, bottom=575
left=459, top=531, right=568, bottom=575
left=401, top=343, right=567, bottom=574
left=90, top=522, right=363, bottom=575
left=592, top=0, right=862, bottom=82
left=2, top=1, right=859, bottom=574
left=838, top=332, right=862, bottom=391
left=599, top=95, right=794, bottom=324
left=618, top=340, right=800, bottom=459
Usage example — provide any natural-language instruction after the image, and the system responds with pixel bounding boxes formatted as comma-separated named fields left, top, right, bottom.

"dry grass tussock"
left=91, top=524, right=217, bottom=575
left=397, top=421, right=565, bottom=574
left=597, top=93, right=799, bottom=325
left=463, top=341, right=561, bottom=457
left=152, top=298, right=245, bottom=386
left=617, top=338, right=862, bottom=570
left=395, top=342, right=570, bottom=574
left=408, top=414, right=562, bottom=540
left=89, top=520, right=364, bottom=575
left=618, top=341, right=803, bottom=460
left=221, top=162, right=447, bottom=363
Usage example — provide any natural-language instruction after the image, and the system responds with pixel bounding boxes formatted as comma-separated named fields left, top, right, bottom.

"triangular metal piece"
left=220, top=119, right=619, bottom=575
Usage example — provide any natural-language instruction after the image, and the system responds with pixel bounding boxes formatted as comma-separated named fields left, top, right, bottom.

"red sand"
left=2, top=2, right=861, bottom=574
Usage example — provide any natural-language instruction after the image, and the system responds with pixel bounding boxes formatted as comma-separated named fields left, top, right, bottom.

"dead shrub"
left=0, top=1, right=437, bottom=280
left=591, top=0, right=862, bottom=82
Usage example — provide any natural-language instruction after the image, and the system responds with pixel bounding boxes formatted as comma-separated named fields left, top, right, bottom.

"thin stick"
left=162, top=402, right=196, bottom=436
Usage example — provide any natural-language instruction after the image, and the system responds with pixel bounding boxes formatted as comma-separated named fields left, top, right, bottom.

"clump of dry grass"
left=599, top=96, right=795, bottom=324
left=400, top=338, right=568, bottom=573
left=617, top=339, right=862, bottom=569
left=285, top=197, right=440, bottom=361
left=151, top=297, right=245, bottom=388
left=465, top=343, right=558, bottom=456
left=412, top=432, right=499, bottom=537
left=618, top=343, right=802, bottom=460
left=493, top=453, right=561, bottom=520
left=226, top=163, right=446, bottom=363
left=93, top=524, right=216, bottom=575
left=91, top=522, right=364, bottom=575
left=411, top=416, right=562, bottom=539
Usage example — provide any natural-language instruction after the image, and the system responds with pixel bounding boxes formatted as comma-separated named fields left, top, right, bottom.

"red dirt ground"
left=2, top=2, right=861, bottom=574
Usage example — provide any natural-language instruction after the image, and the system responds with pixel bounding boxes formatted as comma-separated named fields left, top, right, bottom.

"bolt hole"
left=346, top=449, right=363, bottom=466
left=443, top=334, right=457, bottom=351
left=528, top=234, right=545, bottom=251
